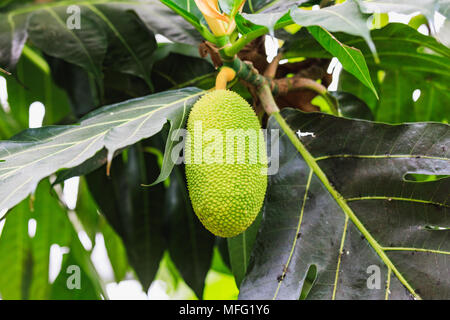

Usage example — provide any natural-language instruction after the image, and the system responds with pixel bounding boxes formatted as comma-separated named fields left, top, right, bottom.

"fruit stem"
left=215, top=66, right=236, bottom=90
left=257, top=83, right=280, bottom=115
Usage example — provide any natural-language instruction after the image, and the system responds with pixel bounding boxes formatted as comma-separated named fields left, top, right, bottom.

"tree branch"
left=0, top=67, right=11, bottom=75
left=220, top=55, right=338, bottom=115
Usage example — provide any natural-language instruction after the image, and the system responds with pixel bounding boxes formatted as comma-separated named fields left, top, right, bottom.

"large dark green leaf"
left=165, top=164, right=215, bottom=299
left=88, top=4, right=157, bottom=89
left=227, top=211, right=262, bottom=288
left=331, top=91, right=374, bottom=121
left=151, top=43, right=216, bottom=93
left=46, top=56, right=100, bottom=119
left=0, top=0, right=201, bottom=73
left=377, top=69, right=416, bottom=123
left=240, top=108, right=449, bottom=300
left=85, top=142, right=166, bottom=290
left=0, top=87, right=204, bottom=219
left=27, top=6, right=107, bottom=82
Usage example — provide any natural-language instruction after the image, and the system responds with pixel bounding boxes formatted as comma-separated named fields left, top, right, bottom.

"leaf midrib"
left=272, top=169, right=313, bottom=300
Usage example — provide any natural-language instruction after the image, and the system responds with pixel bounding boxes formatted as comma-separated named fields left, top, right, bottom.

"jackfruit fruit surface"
left=185, top=90, right=268, bottom=238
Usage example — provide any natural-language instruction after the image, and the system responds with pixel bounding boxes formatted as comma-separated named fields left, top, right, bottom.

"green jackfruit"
left=185, top=90, right=268, bottom=238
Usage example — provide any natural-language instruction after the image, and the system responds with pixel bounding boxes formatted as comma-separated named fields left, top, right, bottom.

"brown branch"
left=264, top=53, right=283, bottom=79
left=0, top=67, right=11, bottom=76
left=220, top=54, right=338, bottom=115
left=274, top=76, right=327, bottom=96
left=199, top=41, right=222, bottom=68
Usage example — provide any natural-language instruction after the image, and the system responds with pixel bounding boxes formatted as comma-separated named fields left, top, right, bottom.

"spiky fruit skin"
left=185, top=90, right=268, bottom=238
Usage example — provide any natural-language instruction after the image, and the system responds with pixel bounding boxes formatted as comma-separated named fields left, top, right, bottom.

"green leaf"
left=219, top=0, right=246, bottom=16
left=439, top=0, right=450, bottom=18
left=0, top=87, right=204, bottom=218
left=159, top=0, right=217, bottom=43
left=52, top=45, right=214, bottom=184
left=376, top=69, right=416, bottom=123
left=166, top=164, right=215, bottom=299
left=0, top=0, right=202, bottom=72
left=343, top=24, right=450, bottom=122
left=290, top=0, right=377, bottom=56
left=211, top=245, right=232, bottom=274
left=0, top=179, right=73, bottom=300
left=285, top=23, right=450, bottom=122
left=0, top=11, right=28, bottom=69
left=414, top=79, right=450, bottom=122
left=151, top=43, right=216, bottom=93
left=227, top=211, right=262, bottom=288
left=46, top=56, right=100, bottom=119
left=242, top=1, right=377, bottom=57
left=27, top=6, right=107, bottom=83
left=84, top=4, right=158, bottom=90
left=50, top=253, right=101, bottom=300
left=74, top=178, right=101, bottom=244
left=0, top=198, right=31, bottom=299
left=85, top=143, right=167, bottom=290
left=0, top=101, right=22, bottom=140
left=216, top=238, right=232, bottom=270
left=358, top=0, right=439, bottom=24
left=244, top=0, right=309, bottom=14
left=5, top=46, right=72, bottom=128
left=163, top=0, right=203, bottom=20
left=338, top=69, right=379, bottom=111
left=330, top=91, right=374, bottom=121
left=100, top=216, right=129, bottom=283
left=307, top=26, right=378, bottom=98
left=28, top=180, right=73, bottom=300
left=239, top=109, right=450, bottom=300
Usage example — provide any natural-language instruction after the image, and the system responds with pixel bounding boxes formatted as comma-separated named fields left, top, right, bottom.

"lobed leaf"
left=240, top=109, right=450, bottom=300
